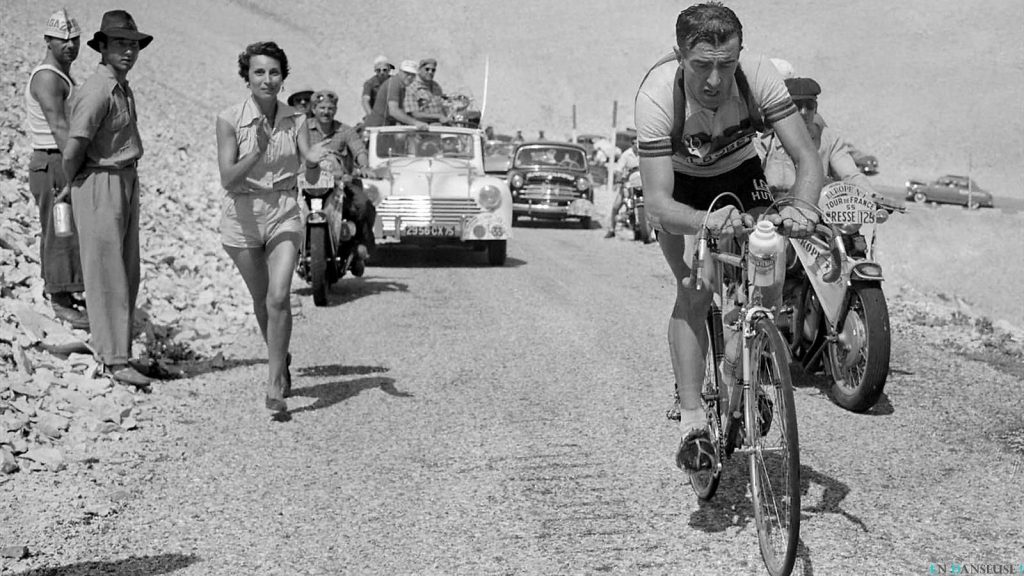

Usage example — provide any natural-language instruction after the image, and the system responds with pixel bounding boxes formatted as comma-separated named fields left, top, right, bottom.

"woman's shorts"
left=220, top=188, right=302, bottom=249
left=673, top=157, right=776, bottom=212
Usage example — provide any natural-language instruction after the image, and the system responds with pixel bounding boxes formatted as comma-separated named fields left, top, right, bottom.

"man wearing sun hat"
left=364, top=59, right=427, bottom=129
left=25, top=8, right=89, bottom=329
left=361, top=55, right=393, bottom=118
left=405, top=58, right=449, bottom=124
left=287, top=89, right=314, bottom=117
left=62, top=10, right=154, bottom=387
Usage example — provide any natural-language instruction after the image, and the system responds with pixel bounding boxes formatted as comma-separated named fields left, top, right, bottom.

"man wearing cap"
left=756, top=76, right=875, bottom=194
left=305, top=90, right=376, bottom=273
left=287, top=89, right=314, bottom=117
left=361, top=56, right=393, bottom=119
left=364, top=60, right=427, bottom=129
left=25, top=8, right=88, bottom=329
left=405, top=58, right=449, bottom=124
left=62, top=10, right=154, bottom=387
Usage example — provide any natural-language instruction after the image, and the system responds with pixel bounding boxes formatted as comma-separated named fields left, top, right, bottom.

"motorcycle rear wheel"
left=309, top=226, right=330, bottom=307
left=826, top=284, right=890, bottom=412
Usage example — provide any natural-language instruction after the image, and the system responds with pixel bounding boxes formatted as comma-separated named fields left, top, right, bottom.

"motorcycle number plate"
left=404, top=224, right=459, bottom=237
left=310, top=198, right=323, bottom=212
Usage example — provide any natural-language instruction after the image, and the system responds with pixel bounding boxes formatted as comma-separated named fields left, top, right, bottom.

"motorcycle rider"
left=636, top=3, right=822, bottom=472
left=756, top=76, right=875, bottom=195
left=305, top=90, right=376, bottom=273
left=604, top=138, right=640, bottom=238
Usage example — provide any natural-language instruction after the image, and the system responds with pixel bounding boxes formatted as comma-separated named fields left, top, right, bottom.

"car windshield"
left=485, top=141, right=514, bottom=157
left=514, top=146, right=586, bottom=169
left=376, top=132, right=476, bottom=160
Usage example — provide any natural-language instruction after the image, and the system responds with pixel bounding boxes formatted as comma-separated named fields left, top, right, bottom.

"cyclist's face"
left=678, top=35, right=741, bottom=107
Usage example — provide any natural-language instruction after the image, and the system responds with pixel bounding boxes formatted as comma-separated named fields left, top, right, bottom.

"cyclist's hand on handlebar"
left=763, top=205, right=819, bottom=238
left=705, top=206, right=753, bottom=237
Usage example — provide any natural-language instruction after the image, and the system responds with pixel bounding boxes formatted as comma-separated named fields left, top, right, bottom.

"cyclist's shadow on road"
left=287, top=364, right=411, bottom=415
left=688, top=460, right=868, bottom=576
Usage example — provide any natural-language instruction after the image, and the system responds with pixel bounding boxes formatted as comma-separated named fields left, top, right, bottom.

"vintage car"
left=483, top=140, right=515, bottom=178
left=848, top=146, right=879, bottom=175
left=904, top=174, right=994, bottom=209
left=507, top=142, right=594, bottom=228
left=362, top=125, right=512, bottom=265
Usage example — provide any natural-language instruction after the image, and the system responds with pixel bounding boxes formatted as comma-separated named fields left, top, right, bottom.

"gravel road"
left=2, top=201, right=1022, bottom=575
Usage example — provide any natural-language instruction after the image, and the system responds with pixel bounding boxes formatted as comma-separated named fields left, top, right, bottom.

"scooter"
left=296, top=168, right=361, bottom=307
left=620, top=167, right=654, bottom=243
left=779, top=182, right=905, bottom=412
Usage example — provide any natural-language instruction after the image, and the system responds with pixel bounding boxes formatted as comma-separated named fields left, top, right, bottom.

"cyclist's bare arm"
left=772, top=113, right=825, bottom=235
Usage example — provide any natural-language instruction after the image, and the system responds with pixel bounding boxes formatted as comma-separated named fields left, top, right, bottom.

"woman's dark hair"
left=237, top=41, right=290, bottom=81
left=676, top=2, right=743, bottom=51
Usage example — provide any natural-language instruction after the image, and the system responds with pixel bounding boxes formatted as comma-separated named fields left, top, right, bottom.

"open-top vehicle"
left=507, top=141, right=594, bottom=228
left=362, top=125, right=512, bottom=265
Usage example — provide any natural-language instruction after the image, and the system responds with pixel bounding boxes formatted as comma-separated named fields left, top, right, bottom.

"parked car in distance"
left=483, top=140, right=515, bottom=178
left=507, top=142, right=594, bottom=228
left=362, top=125, right=512, bottom=265
left=904, top=174, right=994, bottom=209
left=849, top=146, right=878, bottom=175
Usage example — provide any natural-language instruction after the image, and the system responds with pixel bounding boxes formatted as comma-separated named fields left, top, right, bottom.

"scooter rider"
left=604, top=138, right=640, bottom=238
left=305, top=90, right=376, bottom=272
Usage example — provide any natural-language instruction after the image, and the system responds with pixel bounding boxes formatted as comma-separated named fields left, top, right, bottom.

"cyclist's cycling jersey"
left=635, top=52, right=796, bottom=179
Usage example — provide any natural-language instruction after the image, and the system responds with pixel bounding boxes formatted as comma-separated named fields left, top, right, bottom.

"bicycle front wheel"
left=747, top=316, right=800, bottom=576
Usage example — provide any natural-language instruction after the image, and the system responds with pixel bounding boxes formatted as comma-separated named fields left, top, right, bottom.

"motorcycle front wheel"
left=309, top=226, right=330, bottom=307
left=633, top=204, right=653, bottom=244
left=826, top=284, right=890, bottom=412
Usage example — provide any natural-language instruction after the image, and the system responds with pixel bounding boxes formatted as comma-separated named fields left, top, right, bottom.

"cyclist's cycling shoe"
left=756, top=391, right=774, bottom=437
left=676, top=428, right=715, bottom=472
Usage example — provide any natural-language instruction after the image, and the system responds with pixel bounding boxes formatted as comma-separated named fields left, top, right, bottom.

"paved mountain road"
left=3, top=221, right=1021, bottom=576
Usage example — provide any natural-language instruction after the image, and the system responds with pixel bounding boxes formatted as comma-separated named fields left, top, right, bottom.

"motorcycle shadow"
left=293, top=278, right=409, bottom=307
left=789, top=363, right=895, bottom=416
left=370, top=246, right=526, bottom=268
left=513, top=218, right=596, bottom=230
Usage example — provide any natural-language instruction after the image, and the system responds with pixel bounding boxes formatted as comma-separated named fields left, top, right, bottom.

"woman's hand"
left=255, top=116, right=272, bottom=153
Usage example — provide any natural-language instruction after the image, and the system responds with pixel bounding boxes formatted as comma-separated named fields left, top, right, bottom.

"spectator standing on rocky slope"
left=405, top=58, right=449, bottom=124
left=62, top=10, right=155, bottom=387
left=364, top=60, right=427, bottom=129
left=361, top=55, right=393, bottom=120
left=25, top=8, right=88, bottom=330
left=215, top=41, right=325, bottom=416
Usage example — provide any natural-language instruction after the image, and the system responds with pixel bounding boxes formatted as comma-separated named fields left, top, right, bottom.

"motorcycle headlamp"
left=576, top=177, right=590, bottom=192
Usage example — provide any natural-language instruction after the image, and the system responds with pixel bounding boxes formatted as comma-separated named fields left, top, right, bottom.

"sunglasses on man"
left=794, top=99, right=817, bottom=112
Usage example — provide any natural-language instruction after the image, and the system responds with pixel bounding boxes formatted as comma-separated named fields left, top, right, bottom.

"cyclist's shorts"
left=672, top=157, right=775, bottom=212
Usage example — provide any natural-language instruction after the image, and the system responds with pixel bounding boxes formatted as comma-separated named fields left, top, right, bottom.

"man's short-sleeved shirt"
left=362, top=75, right=387, bottom=109
left=218, top=95, right=306, bottom=193
left=756, top=123, right=872, bottom=193
left=404, top=77, right=445, bottom=116
left=366, top=76, right=407, bottom=127
left=635, top=52, right=795, bottom=178
left=307, top=119, right=366, bottom=176
left=68, top=64, right=143, bottom=169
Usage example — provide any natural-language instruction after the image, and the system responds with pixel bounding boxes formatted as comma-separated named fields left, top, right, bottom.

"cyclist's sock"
left=678, top=408, right=704, bottom=434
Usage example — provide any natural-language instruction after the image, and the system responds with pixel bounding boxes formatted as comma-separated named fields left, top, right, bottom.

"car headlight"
left=576, top=177, right=590, bottom=192
left=477, top=185, right=502, bottom=210
left=510, top=173, right=524, bottom=189
left=364, top=183, right=380, bottom=204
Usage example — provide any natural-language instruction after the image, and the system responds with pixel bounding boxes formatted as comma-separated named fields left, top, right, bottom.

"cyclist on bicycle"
left=636, top=2, right=823, bottom=472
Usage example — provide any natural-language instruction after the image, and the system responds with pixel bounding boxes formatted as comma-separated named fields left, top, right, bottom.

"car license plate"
left=404, top=224, right=459, bottom=237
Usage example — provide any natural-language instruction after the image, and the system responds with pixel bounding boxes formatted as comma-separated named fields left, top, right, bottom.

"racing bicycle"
left=680, top=194, right=840, bottom=576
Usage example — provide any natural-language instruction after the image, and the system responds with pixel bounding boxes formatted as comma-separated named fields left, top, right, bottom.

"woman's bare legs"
left=224, top=232, right=300, bottom=409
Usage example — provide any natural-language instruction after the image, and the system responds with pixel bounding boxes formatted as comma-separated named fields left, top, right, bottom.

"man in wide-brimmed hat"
left=62, top=10, right=154, bottom=387
left=26, top=8, right=89, bottom=329
left=286, top=89, right=313, bottom=117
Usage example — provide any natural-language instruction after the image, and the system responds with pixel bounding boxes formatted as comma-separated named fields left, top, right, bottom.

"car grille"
left=518, top=185, right=581, bottom=203
left=378, top=197, right=482, bottom=229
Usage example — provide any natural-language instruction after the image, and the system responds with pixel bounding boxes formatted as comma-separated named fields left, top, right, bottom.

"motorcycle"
left=296, top=168, right=361, bottom=307
left=779, top=181, right=905, bottom=412
left=618, top=167, right=654, bottom=243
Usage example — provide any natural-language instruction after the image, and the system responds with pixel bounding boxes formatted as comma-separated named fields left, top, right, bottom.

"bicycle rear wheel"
left=688, top=305, right=724, bottom=500
left=746, top=316, right=800, bottom=576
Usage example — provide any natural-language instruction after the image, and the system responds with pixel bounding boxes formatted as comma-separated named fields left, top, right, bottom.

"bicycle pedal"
left=666, top=407, right=681, bottom=421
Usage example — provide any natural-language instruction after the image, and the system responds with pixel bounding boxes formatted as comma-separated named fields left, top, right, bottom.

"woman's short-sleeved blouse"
left=219, top=95, right=306, bottom=193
